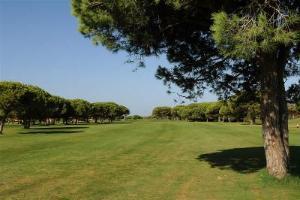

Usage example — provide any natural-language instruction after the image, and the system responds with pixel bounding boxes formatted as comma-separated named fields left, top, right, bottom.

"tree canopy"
left=72, top=0, right=300, bottom=98
left=0, top=81, right=130, bottom=133
left=287, top=80, right=300, bottom=104
left=72, top=0, right=300, bottom=178
left=0, top=82, right=27, bottom=133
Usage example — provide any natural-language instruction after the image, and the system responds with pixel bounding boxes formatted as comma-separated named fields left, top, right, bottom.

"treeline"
left=152, top=97, right=300, bottom=124
left=152, top=102, right=259, bottom=124
left=0, top=81, right=130, bottom=134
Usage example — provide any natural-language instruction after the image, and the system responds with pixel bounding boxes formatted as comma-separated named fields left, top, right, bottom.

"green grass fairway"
left=1, top=120, right=300, bottom=199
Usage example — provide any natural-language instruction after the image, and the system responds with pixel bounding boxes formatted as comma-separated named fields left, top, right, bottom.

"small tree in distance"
left=152, top=107, right=172, bottom=119
left=0, top=82, right=26, bottom=134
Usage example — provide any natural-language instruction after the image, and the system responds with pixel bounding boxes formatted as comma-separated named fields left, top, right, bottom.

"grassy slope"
left=0, top=120, right=300, bottom=200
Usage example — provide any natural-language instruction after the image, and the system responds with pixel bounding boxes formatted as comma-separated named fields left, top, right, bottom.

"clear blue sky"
left=0, top=1, right=298, bottom=116
left=0, top=0, right=217, bottom=115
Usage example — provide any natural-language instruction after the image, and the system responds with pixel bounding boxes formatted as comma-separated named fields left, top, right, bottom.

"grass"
left=1, top=120, right=300, bottom=200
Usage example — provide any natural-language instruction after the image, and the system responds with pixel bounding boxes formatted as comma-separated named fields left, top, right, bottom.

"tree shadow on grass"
left=19, top=126, right=87, bottom=134
left=20, top=130, right=84, bottom=134
left=99, top=121, right=134, bottom=125
left=197, top=146, right=300, bottom=177
left=31, top=126, right=89, bottom=130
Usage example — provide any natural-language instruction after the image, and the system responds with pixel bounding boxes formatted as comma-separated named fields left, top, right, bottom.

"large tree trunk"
left=260, top=51, right=289, bottom=179
left=23, top=119, right=31, bottom=129
left=0, top=119, right=4, bottom=134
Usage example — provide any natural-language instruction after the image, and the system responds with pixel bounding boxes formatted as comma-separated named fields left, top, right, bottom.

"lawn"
left=1, top=120, right=300, bottom=200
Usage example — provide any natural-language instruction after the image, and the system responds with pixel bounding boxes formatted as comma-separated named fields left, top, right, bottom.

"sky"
left=0, top=1, right=298, bottom=116
left=1, top=0, right=213, bottom=116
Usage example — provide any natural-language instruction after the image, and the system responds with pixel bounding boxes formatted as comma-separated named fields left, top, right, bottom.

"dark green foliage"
left=154, top=99, right=261, bottom=123
left=205, top=102, right=222, bottom=121
left=152, top=106, right=172, bottom=119
left=16, top=85, right=51, bottom=128
left=72, top=0, right=300, bottom=99
left=60, top=99, right=75, bottom=125
left=70, top=99, right=91, bottom=123
left=171, top=105, right=187, bottom=120
left=44, top=95, right=66, bottom=124
left=186, top=103, right=210, bottom=122
left=91, top=102, right=109, bottom=123
left=219, top=103, right=233, bottom=122
left=0, top=81, right=130, bottom=132
left=117, top=105, right=130, bottom=119
left=126, top=115, right=143, bottom=120
left=92, top=102, right=129, bottom=123
left=287, top=81, right=300, bottom=105
left=0, top=82, right=27, bottom=133
left=226, top=92, right=260, bottom=123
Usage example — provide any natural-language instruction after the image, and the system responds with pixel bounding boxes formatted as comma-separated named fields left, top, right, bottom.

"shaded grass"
left=198, top=146, right=300, bottom=176
left=0, top=120, right=300, bottom=199
left=30, top=126, right=89, bottom=130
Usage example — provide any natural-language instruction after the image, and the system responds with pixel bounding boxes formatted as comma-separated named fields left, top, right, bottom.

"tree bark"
left=23, top=120, right=31, bottom=129
left=63, top=118, right=67, bottom=125
left=0, top=119, right=4, bottom=134
left=260, top=51, right=289, bottom=179
left=250, top=117, right=255, bottom=125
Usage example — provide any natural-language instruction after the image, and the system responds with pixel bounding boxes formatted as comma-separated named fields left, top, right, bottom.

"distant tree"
left=0, top=81, right=130, bottom=129
left=246, top=103, right=260, bottom=125
left=126, top=115, right=143, bottom=120
left=105, top=102, right=119, bottom=122
left=205, top=102, right=222, bottom=122
left=287, top=81, right=300, bottom=104
left=16, top=85, right=50, bottom=129
left=186, top=103, right=208, bottom=122
left=0, top=81, right=26, bottom=134
left=91, top=102, right=103, bottom=123
left=117, top=105, right=130, bottom=119
left=171, top=105, right=186, bottom=120
left=106, top=103, right=130, bottom=122
left=152, top=107, right=172, bottom=119
left=180, top=107, right=193, bottom=121
left=90, top=102, right=130, bottom=123
left=99, top=103, right=111, bottom=123
left=131, top=115, right=143, bottom=120
left=44, top=95, right=65, bottom=125
left=219, top=103, right=232, bottom=122
left=228, top=92, right=260, bottom=123
left=70, top=99, right=91, bottom=124
left=60, top=99, right=75, bottom=125
left=288, top=104, right=299, bottom=119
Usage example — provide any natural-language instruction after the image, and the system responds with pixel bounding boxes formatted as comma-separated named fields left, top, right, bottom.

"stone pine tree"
left=287, top=80, right=300, bottom=104
left=72, top=0, right=300, bottom=178
left=0, top=82, right=26, bottom=134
